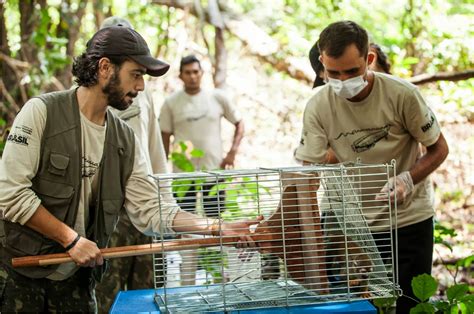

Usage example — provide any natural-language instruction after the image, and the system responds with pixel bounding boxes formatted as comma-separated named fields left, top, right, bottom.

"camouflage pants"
left=0, top=264, right=96, bottom=313
left=95, top=211, right=164, bottom=314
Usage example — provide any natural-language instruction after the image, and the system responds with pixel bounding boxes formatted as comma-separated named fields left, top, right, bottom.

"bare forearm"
left=25, top=204, right=77, bottom=248
left=161, top=131, right=172, bottom=159
left=409, top=133, right=449, bottom=184
left=171, top=210, right=215, bottom=235
left=229, top=121, right=244, bottom=154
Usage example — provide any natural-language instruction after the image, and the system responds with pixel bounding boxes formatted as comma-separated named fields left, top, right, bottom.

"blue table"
left=110, top=289, right=377, bottom=313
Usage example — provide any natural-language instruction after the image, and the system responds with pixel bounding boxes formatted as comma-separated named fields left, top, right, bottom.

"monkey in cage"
left=325, top=231, right=373, bottom=298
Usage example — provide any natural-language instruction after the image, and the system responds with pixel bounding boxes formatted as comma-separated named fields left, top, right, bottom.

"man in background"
left=160, top=55, right=244, bottom=285
left=160, top=55, right=244, bottom=218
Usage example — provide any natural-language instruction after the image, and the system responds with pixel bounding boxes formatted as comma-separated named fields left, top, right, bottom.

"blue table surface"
left=110, top=289, right=377, bottom=314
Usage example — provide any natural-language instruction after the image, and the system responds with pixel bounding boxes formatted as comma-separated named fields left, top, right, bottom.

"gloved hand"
left=375, top=171, right=414, bottom=205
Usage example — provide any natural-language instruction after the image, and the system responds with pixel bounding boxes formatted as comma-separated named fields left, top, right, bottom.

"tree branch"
left=409, top=70, right=474, bottom=85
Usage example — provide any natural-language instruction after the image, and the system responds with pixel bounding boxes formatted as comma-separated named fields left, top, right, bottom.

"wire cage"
left=151, top=163, right=399, bottom=313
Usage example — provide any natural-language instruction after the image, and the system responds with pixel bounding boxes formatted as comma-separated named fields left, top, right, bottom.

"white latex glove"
left=375, top=171, right=414, bottom=205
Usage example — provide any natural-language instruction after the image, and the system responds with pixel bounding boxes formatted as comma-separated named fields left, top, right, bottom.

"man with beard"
left=93, top=17, right=169, bottom=314
left=0, top=26, right=260, bottom=313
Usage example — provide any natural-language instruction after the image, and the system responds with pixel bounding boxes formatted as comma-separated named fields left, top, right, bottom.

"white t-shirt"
left=0, top=98, right=181, bottom=280
left=295, top=72, right=441, bottom=230
left=160, top=89, right=241, bottom=170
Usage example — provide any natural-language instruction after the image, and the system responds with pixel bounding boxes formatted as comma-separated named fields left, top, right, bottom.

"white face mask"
left=327, top=74, right=368, bottom=99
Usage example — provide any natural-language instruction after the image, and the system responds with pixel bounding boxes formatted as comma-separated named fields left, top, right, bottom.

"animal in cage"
left=151, top=164, right=397, bottom=312
left=325, top=232, right=373, bottom=298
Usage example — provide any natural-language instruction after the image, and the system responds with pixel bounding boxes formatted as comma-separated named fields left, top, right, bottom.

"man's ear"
left=367, top=52, right=376, bottom=66
left=98, top=57, right=113, bottom=79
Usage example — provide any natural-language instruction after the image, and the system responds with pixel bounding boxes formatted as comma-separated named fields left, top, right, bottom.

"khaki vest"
left=1, top=89, right=135, bottom=279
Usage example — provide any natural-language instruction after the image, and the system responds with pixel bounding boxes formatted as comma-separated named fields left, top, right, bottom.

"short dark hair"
left=179, top=55, right=201, bottom=73
left=318, top=21, right=369, bottom=59
left=309, top=40, right=325, bottom=88
left=370, top=43, right=391, bottom=74
left=72, top=54, right=128, bottom=87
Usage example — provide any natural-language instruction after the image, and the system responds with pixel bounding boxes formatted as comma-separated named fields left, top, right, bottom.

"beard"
left=102, top=69, right=137, bottom=111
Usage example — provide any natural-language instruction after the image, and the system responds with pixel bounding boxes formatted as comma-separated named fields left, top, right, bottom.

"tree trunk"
left=55, top=0, right=89, bottom=88
left=19, top=1, right=39, bottom=65
left=208, top=0, right=227, bottom=88
left=0, top=2, right=16, bottom=94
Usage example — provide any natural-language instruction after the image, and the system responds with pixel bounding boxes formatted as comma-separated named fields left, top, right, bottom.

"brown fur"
left=325, top=233, right=372, bottom=298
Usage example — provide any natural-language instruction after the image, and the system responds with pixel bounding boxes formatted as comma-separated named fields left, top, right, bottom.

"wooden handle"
left=12, top=236, right=245, bottom=268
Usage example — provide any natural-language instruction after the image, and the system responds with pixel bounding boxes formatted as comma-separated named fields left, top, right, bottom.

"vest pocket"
left=48, top=152, right=70, bottom=176
left=6, top=228, right=44, bottom=256
left=34, top=178, right=74, bottom=222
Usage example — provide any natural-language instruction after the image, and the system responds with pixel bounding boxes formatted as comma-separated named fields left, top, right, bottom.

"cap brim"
left=130, top=54, right=170, bottom=77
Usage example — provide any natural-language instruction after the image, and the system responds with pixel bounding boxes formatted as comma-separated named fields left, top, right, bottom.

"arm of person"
left=377, top=89, right=449, bottom=203
left=376, top=133, right=449, bottom=204
left=409, top=132, right=448, bottom=184
left=220, top=120, right=244, bottom=169
left=124, top=139, right=261, bottom=246
left=0, top=99, right=101, bottom=267
left=159, top=100, right=173, bottom=159
left=161, top=131, right=172, bottom=159
left=145, top=95, right=169, bottom=174
left=25, top=205, right=103, bottom=267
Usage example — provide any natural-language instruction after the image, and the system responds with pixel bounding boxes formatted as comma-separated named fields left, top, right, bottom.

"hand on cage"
left=218, top=215, right=264, bottom=249
left=375, top=171, right=414, bottom=204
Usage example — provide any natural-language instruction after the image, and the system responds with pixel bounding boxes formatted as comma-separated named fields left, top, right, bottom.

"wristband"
left=65, top=234, right=81, bottom=251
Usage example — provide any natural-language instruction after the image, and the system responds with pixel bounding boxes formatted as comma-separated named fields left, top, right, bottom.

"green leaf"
left=449, top=304, right=459, bottom=314
left=447, top=284, right=469, bottom=302
left=462, top=299, right=474, bottom=314
left=456, top=254, right=474, bottom=269
left=190, top=149, right=204, bottom=158
left=434, top=300, right=450, bottom=312
left=409, top=303, right=436, bottom=314
left=373, top=297, right=397, bottom=313
left=208, top=183, right=227, bottom=196
left=172, top=179, right=193, bottom=199
left=179, top=141, right=188, bottom=152
left=411, top=274, right=438, bottom=302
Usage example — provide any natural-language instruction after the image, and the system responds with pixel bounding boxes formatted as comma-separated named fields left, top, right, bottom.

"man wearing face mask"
left=295, top=21, right=449, bottom=313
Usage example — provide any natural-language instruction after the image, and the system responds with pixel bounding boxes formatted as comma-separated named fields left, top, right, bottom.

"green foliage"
left=373, top=296, right=397, bottom=314
left=170, top=141, right=203, bottom=173
left=412, top=274, right=438, bottom=302
left=410, top=302, right=436, bottom=314
left=434, top=222, right=457, bottom=251
left=410, top=273, right=473, bottom=314
left=197, top=248, right=228, bottom=284
left=169, top=141, right=204, bottom=201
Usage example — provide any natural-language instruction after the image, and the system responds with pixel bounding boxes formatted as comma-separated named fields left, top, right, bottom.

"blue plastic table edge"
left=110, top=289, right=377, bottom=314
